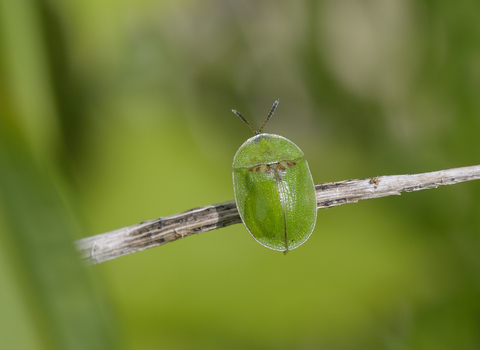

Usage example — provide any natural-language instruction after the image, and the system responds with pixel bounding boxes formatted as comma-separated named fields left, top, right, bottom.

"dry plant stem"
left=76, top=164, right=480, bottom=265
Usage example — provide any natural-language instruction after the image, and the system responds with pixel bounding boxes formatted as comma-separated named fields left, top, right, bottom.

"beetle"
left=232, top=100, right=317, bottom=253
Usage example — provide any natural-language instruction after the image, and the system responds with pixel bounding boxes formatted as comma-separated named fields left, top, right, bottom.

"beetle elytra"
left=232, top=100, right=317, bottom=253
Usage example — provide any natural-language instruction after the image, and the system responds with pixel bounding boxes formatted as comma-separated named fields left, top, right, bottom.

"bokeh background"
left=1, top=0, right=480, bottom=349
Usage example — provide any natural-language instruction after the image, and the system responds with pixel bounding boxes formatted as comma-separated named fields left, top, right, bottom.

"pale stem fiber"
left=76, top=165, right=480, bottom=265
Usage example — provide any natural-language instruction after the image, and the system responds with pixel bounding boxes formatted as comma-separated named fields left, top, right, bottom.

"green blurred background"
left=1, top=0, right=480, bottom=349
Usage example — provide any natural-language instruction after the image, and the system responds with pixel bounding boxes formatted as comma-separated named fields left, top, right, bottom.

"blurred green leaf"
left=0, top=122, right=121, bottom=349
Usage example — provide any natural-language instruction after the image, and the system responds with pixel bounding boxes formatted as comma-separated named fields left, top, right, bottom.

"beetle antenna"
left=232, top=109, right=259, bottom=135
left=258, top=99, right=279, bottom=133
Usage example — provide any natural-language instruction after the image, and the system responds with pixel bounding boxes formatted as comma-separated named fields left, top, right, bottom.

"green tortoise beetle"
left=232, top=100, right=317, bottom=253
